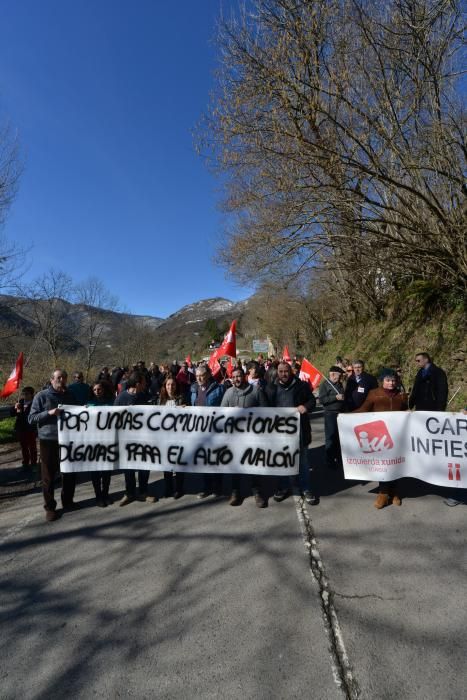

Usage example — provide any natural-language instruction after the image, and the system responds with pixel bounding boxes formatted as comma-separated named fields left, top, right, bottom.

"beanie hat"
left=379, top=368, right=396, bottom=380
left=329, top=365, right=344, bottom=373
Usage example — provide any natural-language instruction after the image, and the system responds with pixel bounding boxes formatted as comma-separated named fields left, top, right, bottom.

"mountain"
left=0, top=294, right=250, bottom=365
left=0, top=295, right=164, bottom=333
left=159, top=297, right=247, bottom=327
left=150, top=297, right=249, bottom=359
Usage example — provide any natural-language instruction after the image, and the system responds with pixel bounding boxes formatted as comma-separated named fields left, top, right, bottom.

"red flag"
left=185, top=354, right=191, bottom=365
left=1, top=352, right=24, bottom=398
left=299, top=358, right=322, bottom=390
left=217, top=320, right=237, bottom=358
left=282, top=345, right=291, bottom=363
left=226, top=358, right=234, bottom=378
left=207, top=348, right=222, bottom=380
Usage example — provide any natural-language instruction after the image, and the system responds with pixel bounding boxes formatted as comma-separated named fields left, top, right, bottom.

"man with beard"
left=190, top=364, right=224, bottom=498
left=265, top=361, right=318, bottom=505
left=221, top=367, right=268, bottom=507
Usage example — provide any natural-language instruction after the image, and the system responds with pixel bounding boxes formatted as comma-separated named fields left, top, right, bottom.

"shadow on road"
left=0, top=495, right=329, bottom=699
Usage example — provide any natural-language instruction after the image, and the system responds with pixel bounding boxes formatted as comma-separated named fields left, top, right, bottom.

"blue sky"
left=0, top=0, right=252, bottom=318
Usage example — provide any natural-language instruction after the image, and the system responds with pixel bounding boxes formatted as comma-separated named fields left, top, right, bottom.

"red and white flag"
left=299, top=358, right=322, bottom=390
left=1, top=352, right=24, bottom=398
left=185, top=354, right=192, bottom=366
left=226, top=357, right=235, bottom=378
left=207, top=320, right=237, bottom=382
left=282, top=345, right=291, bottom=363
left=218, top=320, right=237, bottom=358
left=207, top=348, right=222, bottom=380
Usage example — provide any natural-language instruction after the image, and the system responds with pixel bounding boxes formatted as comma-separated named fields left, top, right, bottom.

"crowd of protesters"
left=11, top=351, right=463, bottom=522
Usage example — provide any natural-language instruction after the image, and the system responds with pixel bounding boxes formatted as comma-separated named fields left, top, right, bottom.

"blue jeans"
left=279, top=447, right=311, bottom=493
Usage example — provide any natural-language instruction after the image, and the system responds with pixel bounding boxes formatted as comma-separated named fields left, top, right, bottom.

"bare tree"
left=0, top=121, right=21, bottom=227
left=202, top=0, right=466, bottom=316
left=20, top=269, right=76, bottom=365
left=111, top=315, right=160, bottom=368
left=74, top=277, right=118, bottom=380
left=0, top=118, right=27, bottom=296
left=243, top=273, right=341, bottom=354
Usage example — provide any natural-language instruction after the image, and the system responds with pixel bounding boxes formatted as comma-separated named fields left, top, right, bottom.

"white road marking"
left=293, top=495, right=359, bottom=699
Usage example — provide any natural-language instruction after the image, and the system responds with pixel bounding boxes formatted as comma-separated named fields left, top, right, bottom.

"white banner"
left=338, top=411, right=467, bottom=487
left=58, top=405, right=300, bottom=475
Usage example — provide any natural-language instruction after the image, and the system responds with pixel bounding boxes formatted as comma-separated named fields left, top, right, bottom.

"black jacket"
left=344, top=372, right=378, bottom=410
left=409, top=364, right=448, bottom=411
left=114, top=391, right=149, bottom=406
left=11, top=401, right=37, bottom=434
left=265, top=376, right=316, bottom=446
left=319, top=381, right=345, bottom=413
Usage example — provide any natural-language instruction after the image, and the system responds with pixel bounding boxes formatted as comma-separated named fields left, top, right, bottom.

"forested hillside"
left=198, top=0, right=466, bottom=408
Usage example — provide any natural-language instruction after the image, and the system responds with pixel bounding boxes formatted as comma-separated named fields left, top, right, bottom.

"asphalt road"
left=1, top=415, right=466, bottom=700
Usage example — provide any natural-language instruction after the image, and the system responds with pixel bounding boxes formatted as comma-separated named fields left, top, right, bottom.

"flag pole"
left=322, top=375, right=341, bottom=395
left=447, top=386, right=461, bottom=407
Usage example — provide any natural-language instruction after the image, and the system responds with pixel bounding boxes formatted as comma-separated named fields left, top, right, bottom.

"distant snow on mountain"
left=158, top=297, right=248, bottom=329
left=0, top=294, right=249, bottom=341
left=167, top=298, right=236, bottom=319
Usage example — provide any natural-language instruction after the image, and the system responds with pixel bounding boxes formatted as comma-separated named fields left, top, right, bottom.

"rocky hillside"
left=150, top=298, right=249, bottom=360
left=0, top=294, right=250, bottom=366
left=162, top=298, right=247, bottom=327
left=0, top=295, right=164, bottom=334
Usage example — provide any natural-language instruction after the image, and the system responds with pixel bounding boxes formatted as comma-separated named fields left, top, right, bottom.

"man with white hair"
left=29, top=369, right=79, bottom=522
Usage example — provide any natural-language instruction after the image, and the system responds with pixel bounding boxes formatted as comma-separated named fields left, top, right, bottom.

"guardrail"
left=0, top=405, right=13, bottom=420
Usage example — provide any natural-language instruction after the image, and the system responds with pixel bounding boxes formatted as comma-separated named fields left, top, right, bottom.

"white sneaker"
left=119, top=495, right=134, bottom=507
left=444, top=497, right=462, bottom=507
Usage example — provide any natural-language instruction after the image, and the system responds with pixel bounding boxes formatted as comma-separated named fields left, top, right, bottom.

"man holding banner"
left=266, top=361, right=318, bottom=504
left=221, top=366, right=268, bottom=507
left=408, top=353, right=464, bottom=506
left=29, top=369, right=79, bottom=521
left=115, top=371, right=155, bottom=506
left=191, top=364, right=224, bottom=498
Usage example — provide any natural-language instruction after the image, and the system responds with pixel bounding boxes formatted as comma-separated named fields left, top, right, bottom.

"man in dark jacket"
left=136, top=360, right=151, bottom=386
left=115, top=371, right=155, bottom=505
left=265, top=361, right=317, bottom=504
left=68, top=371, right=91, bottom=405
left=29, top=369, right=78, bottom=521
left=319, top=366, right=345, bottom=469
left=111, top=366, right=124, bottom=393
left=344, top=360, right=378, bottom=411
left=148, top=367, right=164, bottom=401
left=408, top=354, right=460, bottom=505
left=190, top=365, right=224, bottom=498
left=409, top=353, right=448, bottom=411
left=221, top=367, right=268, bottom=507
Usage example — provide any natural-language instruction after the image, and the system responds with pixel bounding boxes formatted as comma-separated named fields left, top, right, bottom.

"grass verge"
left=0, top=417, right=17, bottom=444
